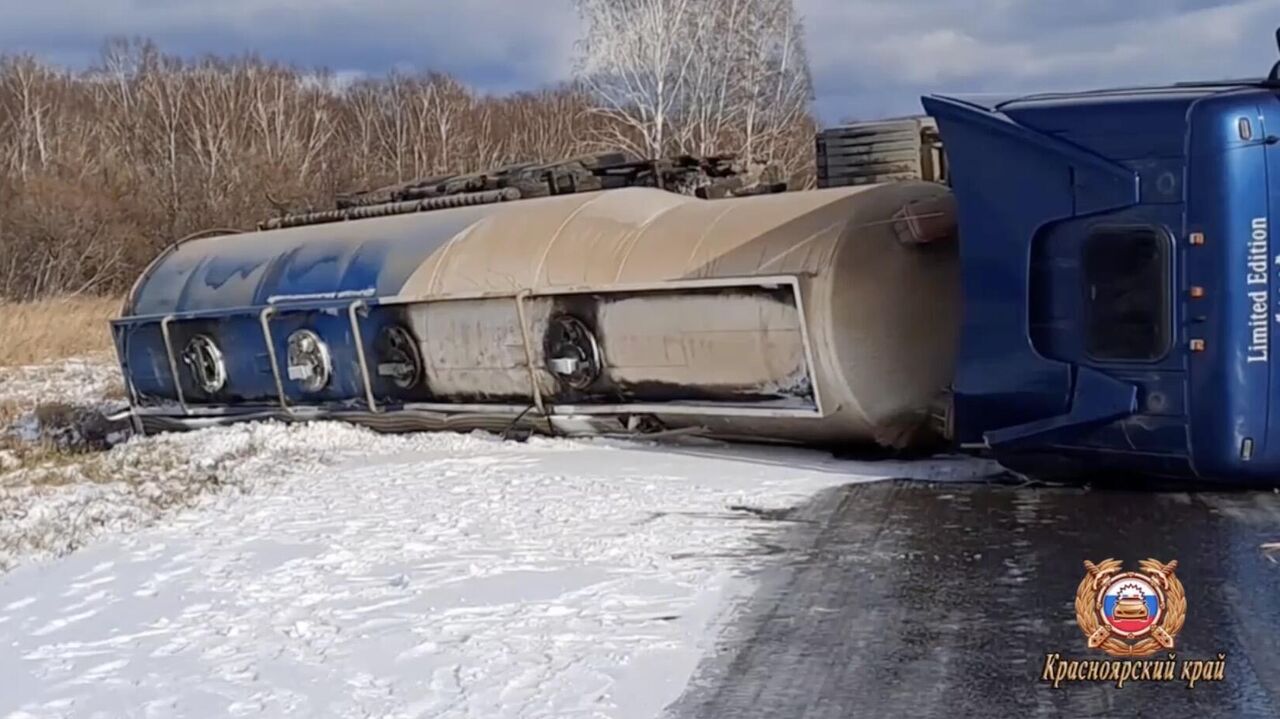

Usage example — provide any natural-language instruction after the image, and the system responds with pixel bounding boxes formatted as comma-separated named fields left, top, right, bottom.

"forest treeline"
left=0, top=32, right=815, bottom=300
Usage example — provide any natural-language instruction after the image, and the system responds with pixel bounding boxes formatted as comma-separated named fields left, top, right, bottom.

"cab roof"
left=933, top=78, right=1278, bottom=114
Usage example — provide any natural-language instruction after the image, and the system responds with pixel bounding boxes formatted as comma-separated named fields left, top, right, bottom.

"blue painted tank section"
left=118, top=311, right=278, bottom=406
left=266, top=305, right=365, bottom=405
left=127, top=204, right=501, bottom=317
left=114, top=321, right=177, bottom=404
left=115, top=301, right=428, bottom=412
left=117, top=202, right=520, bottom=414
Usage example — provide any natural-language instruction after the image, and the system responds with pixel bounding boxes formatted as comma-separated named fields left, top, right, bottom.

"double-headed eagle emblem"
left=1075, top=558, right=1187, bottom=658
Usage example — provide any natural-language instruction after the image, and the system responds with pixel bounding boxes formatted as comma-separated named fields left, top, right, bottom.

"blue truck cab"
left=924, top=77, right=1280, bottom=484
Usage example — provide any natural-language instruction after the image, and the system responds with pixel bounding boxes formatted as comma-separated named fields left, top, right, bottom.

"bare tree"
left=572, top=0, right=813, bottom=174
left=0, top=26, right=811, bottom=303
left=730, top=0, right=812, bottom=170
left=572, top=0, right=708, bottom=158
left=0, top=56, right=61, bottom=179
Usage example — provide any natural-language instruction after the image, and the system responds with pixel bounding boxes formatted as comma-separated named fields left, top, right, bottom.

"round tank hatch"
left=545, top=315, right=603, bottom=390
left=375, top=325, right=423, bottom=390
left=286, top=329, right=332, bottom=392
left=181, top=335, right=226, bottom=394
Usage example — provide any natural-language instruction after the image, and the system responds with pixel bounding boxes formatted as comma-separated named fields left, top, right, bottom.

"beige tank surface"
left=387, top=182, right=961, bottom=448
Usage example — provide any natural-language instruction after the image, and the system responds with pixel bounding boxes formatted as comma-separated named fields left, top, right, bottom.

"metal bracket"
left=348, top=300, right=380, bottom=413
left=259, top=306, right=294, bottom=414
left=111, top=322, right=143, bottom=409
left=513, top=290, right=547, bottom=416
left=159, top=315, right=189, bottom=414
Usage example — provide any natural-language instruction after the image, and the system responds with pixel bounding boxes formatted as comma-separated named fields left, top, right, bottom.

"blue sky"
left=1, top=0, right=1276, bottom=123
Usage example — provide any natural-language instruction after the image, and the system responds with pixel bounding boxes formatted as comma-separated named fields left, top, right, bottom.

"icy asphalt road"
left=665, top=481, right=1280, bottom=719
left=0, top=426, right=991, bottom=719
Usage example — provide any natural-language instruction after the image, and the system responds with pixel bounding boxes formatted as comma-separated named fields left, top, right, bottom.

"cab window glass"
left=1083, top=227, right=1170, bottom=361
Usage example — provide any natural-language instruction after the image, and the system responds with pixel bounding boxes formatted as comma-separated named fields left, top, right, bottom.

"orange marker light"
left=1189, top=286, right=1205, bottom=299
left=1190, top=339, right=1206, bottom=352
left=1189, top=232, right=1205, bottom=246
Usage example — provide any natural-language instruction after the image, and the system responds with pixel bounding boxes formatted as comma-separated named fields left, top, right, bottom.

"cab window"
left=1083, top=227, right=1171, bottom=361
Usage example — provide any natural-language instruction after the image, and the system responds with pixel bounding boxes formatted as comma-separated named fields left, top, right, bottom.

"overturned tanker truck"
left=113, top=46, right=1280, bottom=484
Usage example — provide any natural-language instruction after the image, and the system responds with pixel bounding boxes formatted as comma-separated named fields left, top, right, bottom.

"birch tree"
left=572, top=0, right=813, bottom=174
left=572, top=0, right=707, bottom=158
left=0, top=44, right=607, bottom=301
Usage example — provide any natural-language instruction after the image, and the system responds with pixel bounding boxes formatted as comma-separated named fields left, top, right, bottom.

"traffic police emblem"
left=1075, top=558, right=1186, bottom=658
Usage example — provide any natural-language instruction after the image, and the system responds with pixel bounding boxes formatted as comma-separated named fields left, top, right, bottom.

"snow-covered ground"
left=0, top=356, right=126, bottom=410
left=0, top=357, right=998, bottom=718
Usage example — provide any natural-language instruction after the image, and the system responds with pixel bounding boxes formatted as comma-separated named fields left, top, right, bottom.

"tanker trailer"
left=111, top=30, right=1280, bottom=484
left=112, top=180, right=960, bottom=451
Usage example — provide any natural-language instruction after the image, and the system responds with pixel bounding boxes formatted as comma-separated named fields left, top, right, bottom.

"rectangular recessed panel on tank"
left=401, top=279, right=818, bottom=414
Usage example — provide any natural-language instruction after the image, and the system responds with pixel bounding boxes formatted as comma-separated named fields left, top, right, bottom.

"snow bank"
left=0, top=421, right=505, bottom=572
left=0, top=354, right=1002, bottom=717
left=0, top=356, right=124, bottom=410
left=0, top=427, right=996, bottom=718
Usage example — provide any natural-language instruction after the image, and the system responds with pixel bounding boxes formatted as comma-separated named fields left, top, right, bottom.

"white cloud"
left=797, top=0, right=1278, bottom=120
left=0, top=0, right=582, bottom=89
left=0, top=0, right=1274, bottom=122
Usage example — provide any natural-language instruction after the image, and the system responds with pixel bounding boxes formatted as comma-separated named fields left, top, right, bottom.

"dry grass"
left=0, top=399, right=20, bottom=427
left=0, top=297, right=120, bottom=367
left=0, top=403, right=83, bottom=477
left=0, top=300, right=127, bottom=477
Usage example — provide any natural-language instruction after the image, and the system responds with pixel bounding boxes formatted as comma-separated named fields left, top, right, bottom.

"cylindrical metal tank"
left=118, top=181, right=961, bottom=449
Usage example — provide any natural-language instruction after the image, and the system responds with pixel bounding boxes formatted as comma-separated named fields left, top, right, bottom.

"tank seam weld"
left=757, top=221, right=845, bottom=272
left=425, top=222, right=485, bottom=294
left=676, top=203, right=739, bottom=281
left=607, top=193, right=696, bottom=283
left=535, top=193, right=612, bottom=289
